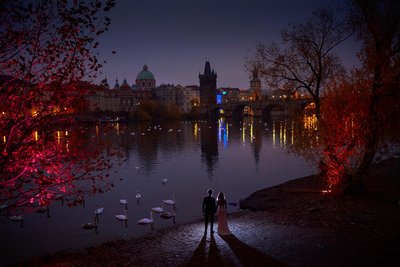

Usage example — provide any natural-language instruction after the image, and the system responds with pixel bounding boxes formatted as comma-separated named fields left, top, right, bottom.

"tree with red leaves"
left=285, top=0, right=400, bottom=193
left=347, top=0, right=400, bottom=180
left=318, top=71, right=372, bottom=192
left=0, top=0, right=117, bottom=213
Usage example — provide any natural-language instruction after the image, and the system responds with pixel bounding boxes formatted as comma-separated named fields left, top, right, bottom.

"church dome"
left=136, top=64, right=155, bottom=80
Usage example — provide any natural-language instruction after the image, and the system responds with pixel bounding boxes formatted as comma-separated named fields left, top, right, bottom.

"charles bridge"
left=214, top=97, right=314, bottom=119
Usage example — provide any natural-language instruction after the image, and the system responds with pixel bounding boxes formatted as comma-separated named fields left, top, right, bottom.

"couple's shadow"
left=186, top=234, right=224, bottom=266
left=186, top=233, right=285, bottom=267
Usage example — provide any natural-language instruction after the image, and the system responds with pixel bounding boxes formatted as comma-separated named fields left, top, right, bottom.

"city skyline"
left=95, top=0, right=358, bottom=89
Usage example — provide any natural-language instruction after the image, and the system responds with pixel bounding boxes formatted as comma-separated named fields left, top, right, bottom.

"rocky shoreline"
left=23, top=159, right=400, bottom=266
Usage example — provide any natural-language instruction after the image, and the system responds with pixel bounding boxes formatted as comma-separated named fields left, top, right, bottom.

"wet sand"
left=24, top=159, right=400, bottom=266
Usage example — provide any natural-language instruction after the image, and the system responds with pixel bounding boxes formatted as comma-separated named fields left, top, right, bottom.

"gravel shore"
left=24, top=159, right=400, bottom=267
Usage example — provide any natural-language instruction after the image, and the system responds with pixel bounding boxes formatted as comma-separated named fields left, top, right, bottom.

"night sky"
left=96, top=0, right=357, bottom=89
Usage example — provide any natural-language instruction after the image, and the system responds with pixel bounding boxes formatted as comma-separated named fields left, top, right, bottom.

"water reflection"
left=0, top=123, right=126, bottom=216
left=0, top=117, right=312, bottom=215
left=0, top=117, right=316, bottom=266
left=201, top=121, right=219, bottom=176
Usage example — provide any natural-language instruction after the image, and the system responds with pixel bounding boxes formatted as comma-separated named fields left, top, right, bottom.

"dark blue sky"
left=96, top=0, right=357, bottom=89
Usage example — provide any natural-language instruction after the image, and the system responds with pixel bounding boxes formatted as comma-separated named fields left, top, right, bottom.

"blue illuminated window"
left=216, top=94, right=222, bottom=104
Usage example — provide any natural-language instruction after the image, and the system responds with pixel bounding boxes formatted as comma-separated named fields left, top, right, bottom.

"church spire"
left=252, top=67, right=259, bottom=80
left=204, top=61, right=212, bottom=75
left=114, top=74, right=120, bottom=89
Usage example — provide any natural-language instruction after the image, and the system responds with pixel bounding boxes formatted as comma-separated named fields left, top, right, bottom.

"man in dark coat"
left=202, top=188, right=216, bottom=235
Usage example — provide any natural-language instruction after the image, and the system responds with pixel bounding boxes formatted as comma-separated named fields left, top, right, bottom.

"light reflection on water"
left=0, top=117, right=315, bottom=266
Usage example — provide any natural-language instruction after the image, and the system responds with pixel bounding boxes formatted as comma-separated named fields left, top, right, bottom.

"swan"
left=163, top=194, right=176, bottom=206
left=137, top=211, right=154, bottom=225
left=82, top=221, right=97, bottom=229
left=36, top=206, right=48, bottom=213
left=135, top=166, right=140, bottom=173
left=0, top=203, right=8, bottom=210
left=136, top=191, right=142, bottom=203
left=151, top=203, right=164, bottom=213
left=95, top=206, right=104, bottom=215
left=115, top=209, right=128, bottom=221
left=37, top=206, right=50, bottom=218
left=120, top=197, right=128, bottom=209
left=161, top=178, right=167, bottom=184
left=130, top=132, right=135, bottom=136
left=9, top=215, right=23, bottom=221
left=9, top=215, right=24, bottom=228
left=160, top=211, right=175, bottom=220
left=168, top=129, right=173, bottom=132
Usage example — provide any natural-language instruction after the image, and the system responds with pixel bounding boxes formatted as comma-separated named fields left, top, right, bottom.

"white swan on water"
left=120, top=197, right=128, bottom=205
left=115, top=209, right=128, bottom=221
left=95, top=207, right=104, bottom=215
left=136, top=191, right=142, bottom=201
left=137, top=211, right=154, bottom=225
left=152, top=203, right=164, bottom=213
left=163, top=194, right=176, bottom=206
left=161, top=178, right=167, bottom=184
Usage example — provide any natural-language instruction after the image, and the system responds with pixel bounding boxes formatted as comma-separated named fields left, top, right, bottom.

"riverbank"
left=23, top=159, right=400, bottom=266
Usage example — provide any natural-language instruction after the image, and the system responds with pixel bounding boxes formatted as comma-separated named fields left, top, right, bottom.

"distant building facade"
left=218, top=87, right=240, bottom=103
left=86, top=64, right=199, bottom=115
left=153, top=84, right=199, bottom=114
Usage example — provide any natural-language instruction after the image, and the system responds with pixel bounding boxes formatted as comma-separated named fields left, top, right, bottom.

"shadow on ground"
left=185, top=233, right=285, bottom=267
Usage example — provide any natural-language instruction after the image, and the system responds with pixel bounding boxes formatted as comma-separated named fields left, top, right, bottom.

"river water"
left=0, top=117, right=315, bottom=265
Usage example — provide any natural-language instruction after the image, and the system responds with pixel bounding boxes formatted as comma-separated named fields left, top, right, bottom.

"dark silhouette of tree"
left=347, top=0, right=400, bottom=180
left=248, top=8, right=350, bottom=117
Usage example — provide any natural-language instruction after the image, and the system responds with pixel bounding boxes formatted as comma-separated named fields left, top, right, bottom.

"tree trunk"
left=354, top=65, right=381, bottom=185
left=314, top=96, right=321, bottom=120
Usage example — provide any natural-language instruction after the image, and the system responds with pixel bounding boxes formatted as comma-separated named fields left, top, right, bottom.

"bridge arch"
left=302, top=101, right=315, bottom=110
left=232, top=104, right=255, bottom=118
left=262, top=103, right=286, bottom=121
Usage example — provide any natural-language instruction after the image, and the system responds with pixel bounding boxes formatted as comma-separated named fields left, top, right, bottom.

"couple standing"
left=202, top=188, right=231, bottom=236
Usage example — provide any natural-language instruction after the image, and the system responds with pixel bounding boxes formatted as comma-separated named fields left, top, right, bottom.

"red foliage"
left=319, top=72, right=371, bottom=190
left=0, top=0, right=116, bottom=214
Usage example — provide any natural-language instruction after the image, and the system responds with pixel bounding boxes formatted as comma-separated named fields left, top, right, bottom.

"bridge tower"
left=250, top=67, right=262, bottom=101
left=199, top=61, right=217, bottom=117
